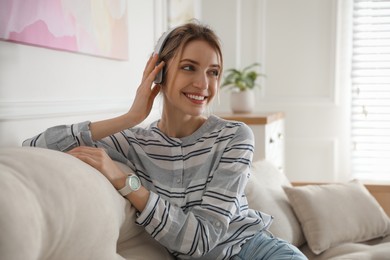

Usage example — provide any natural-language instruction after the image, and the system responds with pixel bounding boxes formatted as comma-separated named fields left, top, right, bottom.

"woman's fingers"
left=68, top=146, right=103, bottom=156
left=67, top=146, right=126, bottom=188
left=150, top=84, right=161, bottom=99
left=141, top=54, right=165, bottom=86
left=125, top=54, right=165, bottom=126
left=142, top=53, right=159, bottom=80
left=144, top=53, right=158, bottom=71
left=68, top=147, right=106, bottom=169
left=70, top=152, right=99, bottom=167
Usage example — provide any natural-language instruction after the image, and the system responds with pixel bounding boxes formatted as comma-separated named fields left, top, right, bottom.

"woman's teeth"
left=186, top=94, right=205, bottom=101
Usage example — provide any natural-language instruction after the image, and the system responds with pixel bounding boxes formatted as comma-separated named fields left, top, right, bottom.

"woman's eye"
left=182, top=65, right=194, bottom=71
left=209, top=70, right=220, bottom=77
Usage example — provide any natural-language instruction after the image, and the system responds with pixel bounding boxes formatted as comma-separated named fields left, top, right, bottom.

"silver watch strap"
left=118, top=175, right=133, bottom=196
left=118, top=181, right=132, bottom=196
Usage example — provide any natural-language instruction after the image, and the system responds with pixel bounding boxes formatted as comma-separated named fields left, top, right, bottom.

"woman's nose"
left=193, top=72, right=208, bottom=89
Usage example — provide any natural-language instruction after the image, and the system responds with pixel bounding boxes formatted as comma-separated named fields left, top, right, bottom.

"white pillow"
left=284, top=180, right=390, bottom=255
left=246, top=160, right=305, bottom=247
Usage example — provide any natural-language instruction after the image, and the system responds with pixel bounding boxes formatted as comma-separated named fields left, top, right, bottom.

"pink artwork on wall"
left=0, top=0, right=128, bottom=60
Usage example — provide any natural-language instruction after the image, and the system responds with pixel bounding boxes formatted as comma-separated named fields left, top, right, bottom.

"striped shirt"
left=23, top=115, right=273, bottom=259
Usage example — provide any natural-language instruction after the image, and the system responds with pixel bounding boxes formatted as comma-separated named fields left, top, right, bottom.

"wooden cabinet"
left=218, top=112, right=285, bottom=172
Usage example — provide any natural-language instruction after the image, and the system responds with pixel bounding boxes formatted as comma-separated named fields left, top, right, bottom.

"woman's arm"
left=90, top=54, right=164, bottom=140
left=23, top=54, right=164, bottom=150
left=22, top=55, right=164, bottom=211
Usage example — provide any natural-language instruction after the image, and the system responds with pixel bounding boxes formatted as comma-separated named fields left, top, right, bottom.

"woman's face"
left=162, top=40, right=221, bottom=117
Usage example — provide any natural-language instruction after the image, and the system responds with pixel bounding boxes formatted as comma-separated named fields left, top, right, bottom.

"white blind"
left=351, top=0, right=390, bottom=180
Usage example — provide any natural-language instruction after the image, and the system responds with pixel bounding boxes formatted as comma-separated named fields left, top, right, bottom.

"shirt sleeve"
left=22, top=121, right=132, bottom=166
left=135, top=123, right=257, bottom=258
left=22, top=121, right=92, bottom=151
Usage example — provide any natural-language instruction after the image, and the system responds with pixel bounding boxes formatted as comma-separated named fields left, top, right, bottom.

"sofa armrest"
left=0, top=147, right=175, bottom=260
left=0, top=147, right=130, bottom=260
left=292, top=182, right=390, bottom=217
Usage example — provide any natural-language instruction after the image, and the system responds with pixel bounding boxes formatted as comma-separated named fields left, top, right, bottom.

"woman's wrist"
left=121, top=111, right=143, bottom=129
left=90, top=113, right=139, bottom=140
left=125, top=186, right=150, bottom=212
left=111, top=173, right=127, bottom=190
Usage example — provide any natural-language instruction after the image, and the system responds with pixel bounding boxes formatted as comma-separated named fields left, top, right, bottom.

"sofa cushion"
left=284, top=180, right=390, bottom=255
left=0, top=147, right=173, bottom=260
left=245, top=160, right=305, bottom=247
left=300, top=236, right=390, bottom=260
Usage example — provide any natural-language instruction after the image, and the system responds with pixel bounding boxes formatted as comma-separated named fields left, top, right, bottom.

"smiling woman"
left=23, top=21, right=307, bottom=260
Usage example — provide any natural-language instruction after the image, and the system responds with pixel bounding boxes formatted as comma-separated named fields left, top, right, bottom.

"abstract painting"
left=0, top=0, right=128, bottom=60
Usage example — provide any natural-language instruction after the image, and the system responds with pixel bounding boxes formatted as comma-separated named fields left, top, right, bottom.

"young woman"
left=24, top=22, right=307, bottom=260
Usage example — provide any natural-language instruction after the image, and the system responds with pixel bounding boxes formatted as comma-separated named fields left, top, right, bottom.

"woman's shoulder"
left=209, top=115, right=254, bottom=139
left=211, top=115, right=252, bottom=131
left=123, top=120, right=159, bottom=138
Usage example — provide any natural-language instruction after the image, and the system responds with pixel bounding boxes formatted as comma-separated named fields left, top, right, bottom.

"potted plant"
left=221, top=63, right=264, bottom=113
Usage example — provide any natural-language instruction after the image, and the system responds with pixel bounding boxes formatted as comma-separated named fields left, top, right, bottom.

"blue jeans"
left=232, top=231, right=307, bottom=260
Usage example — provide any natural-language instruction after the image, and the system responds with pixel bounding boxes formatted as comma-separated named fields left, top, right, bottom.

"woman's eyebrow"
left=180, top=59, right=221, bottom=68
left=180, top=58, right=199, bottom=64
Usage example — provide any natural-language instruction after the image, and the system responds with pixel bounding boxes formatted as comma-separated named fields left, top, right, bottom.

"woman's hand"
left=68, top=146, right=150, bottom=211
left=89, top=54, right=165, bottom=141
left=127, top=54, right=165, bottom=125
left=67, top=146, right=126, bottom=189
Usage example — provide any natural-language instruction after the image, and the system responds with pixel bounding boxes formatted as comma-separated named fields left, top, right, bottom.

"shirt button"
left=176, top=178, right=181, bottom=183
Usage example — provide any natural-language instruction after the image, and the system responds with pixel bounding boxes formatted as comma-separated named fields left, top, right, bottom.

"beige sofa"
left=1, top=147, right=389, bottom=260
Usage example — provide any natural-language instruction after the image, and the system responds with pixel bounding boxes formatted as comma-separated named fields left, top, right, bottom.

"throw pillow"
left=284, top=180, right=390, bottom=255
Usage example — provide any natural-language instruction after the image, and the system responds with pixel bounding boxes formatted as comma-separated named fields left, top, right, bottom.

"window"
left=351, top=0, right=390, bottom=180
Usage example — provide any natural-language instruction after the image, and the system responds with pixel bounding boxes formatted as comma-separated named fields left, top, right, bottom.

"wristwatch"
left=118, top=174, right=141, bottom=196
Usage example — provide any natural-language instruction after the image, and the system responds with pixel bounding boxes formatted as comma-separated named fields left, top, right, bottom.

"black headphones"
left=153, top=27, right=177, bottom=84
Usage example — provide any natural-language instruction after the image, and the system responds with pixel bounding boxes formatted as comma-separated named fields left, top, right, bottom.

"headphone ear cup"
left=153, top=27, right=176, bottom=84
left=154, top=64, right=164, bottom=84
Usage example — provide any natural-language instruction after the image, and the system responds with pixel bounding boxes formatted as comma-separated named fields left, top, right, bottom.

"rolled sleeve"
left=135, top=191, right=161, bottom=227
left=23, top=121, right=92, bottom=151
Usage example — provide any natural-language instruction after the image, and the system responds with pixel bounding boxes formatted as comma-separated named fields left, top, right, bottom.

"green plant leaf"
left=221, top=62, right=265, bottom=91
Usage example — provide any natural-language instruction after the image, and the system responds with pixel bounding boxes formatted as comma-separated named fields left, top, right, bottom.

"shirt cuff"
left=135, top=191, right=160, bottom=227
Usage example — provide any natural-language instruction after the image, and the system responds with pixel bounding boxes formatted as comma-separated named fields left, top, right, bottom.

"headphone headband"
left=154, top=27, right=177, bottom=54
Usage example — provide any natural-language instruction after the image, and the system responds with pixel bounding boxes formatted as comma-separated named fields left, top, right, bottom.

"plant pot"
left=230, top=90, right=255, bottom=113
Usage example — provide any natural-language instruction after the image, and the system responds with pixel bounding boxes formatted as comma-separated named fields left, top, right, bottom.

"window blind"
left=351, top=0, right=390, bottom=180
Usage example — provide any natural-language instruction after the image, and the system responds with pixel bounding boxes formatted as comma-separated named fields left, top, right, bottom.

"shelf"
left=217, top=112, right=284, bottom=125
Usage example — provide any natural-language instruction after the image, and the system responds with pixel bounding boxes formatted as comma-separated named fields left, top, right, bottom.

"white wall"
left=203, top=0, right=352, bottom=182
left=0, top=0, right=351, bottom=182
left=0, top=0, right=157, bottom=146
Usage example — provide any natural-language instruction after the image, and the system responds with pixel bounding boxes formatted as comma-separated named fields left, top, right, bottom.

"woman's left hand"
left=126, top=54, right=164, bottom=126
left=67, top=146, right=126, bottom=189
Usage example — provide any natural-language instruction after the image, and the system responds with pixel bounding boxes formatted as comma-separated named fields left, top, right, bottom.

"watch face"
left=129, top=175, right=140, bottom=190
